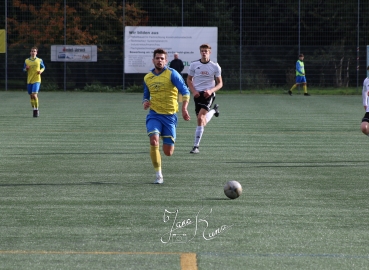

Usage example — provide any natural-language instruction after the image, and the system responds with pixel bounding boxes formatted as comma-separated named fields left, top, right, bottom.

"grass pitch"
left=0, top=91, right=368, bottom=269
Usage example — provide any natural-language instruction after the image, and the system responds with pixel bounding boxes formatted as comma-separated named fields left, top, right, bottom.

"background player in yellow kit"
left=288, top=53, right=310, bottom=96
left=23, top=47, right=45, bottom=117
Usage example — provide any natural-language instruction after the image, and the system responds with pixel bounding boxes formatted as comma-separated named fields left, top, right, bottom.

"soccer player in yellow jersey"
left=143, top=48, right=191, bottom=184
left=288, top=54, right=310, bottom=96
left=23, top=47, right=45, bottom=117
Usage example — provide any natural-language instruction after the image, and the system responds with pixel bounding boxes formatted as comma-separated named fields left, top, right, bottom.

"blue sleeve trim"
left=143, top=81, right=150, bottom=102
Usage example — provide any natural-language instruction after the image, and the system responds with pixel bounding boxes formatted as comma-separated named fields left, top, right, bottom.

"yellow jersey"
left=23, top=57, right=45, bottom=84
left=143, top=67, right=190, bottom=115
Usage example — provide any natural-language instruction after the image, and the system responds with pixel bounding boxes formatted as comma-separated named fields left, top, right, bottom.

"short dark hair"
left=299, top=54, right=304, bottom=57
left=200, top=44, right=211, bottom=50
left=153, top=48, right=167, bottom=58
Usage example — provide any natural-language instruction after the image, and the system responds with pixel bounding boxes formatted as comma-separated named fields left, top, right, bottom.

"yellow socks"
left=290, top=84, right=307, bottom=93
left=303, top=85, right=307, bottom=93
left=30, top=98, right=39, bottom=109
left=150, top=145, right=161, bottom=172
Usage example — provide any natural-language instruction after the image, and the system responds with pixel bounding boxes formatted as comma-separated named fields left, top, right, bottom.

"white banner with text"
left=124, top=27, right=218, bottom=74
left=51, top=45, right=97, bottom=62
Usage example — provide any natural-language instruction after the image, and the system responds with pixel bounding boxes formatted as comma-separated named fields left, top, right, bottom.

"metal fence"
left=1, top=0, right=368, bottom=92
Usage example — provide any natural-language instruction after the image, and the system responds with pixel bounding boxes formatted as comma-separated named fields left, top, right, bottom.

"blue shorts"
left=296, top=76, right=307, bottom=84
left=27, top=83, right=41, bottom=94
left=146, top=110, right=177, bottom=145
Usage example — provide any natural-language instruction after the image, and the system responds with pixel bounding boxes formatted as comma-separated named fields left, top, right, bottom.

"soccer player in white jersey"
left=360, top=66, right=369, bottom=135
left=187, top=44, right=223, bottom=154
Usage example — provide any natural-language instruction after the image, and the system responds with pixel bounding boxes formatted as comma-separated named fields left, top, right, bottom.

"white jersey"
left=362, top=77, right=369, bottom=111
left=188, top=59, right=221, bottom=92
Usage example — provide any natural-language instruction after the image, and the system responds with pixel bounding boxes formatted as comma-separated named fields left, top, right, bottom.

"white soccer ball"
left=224, top=180, right=242, bottom=199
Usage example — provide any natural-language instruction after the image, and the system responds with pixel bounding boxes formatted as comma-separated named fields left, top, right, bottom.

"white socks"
left=206, top=109, right=215, bottom=123
left=193, top=110, right=216, bottom=147
left=194, top=126, right=204, bottom=147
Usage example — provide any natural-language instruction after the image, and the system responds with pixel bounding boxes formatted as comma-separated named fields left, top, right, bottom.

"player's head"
left=200, top=44, right=211, bottom=51
left=30, top=47, right=38, bottom=57
left=152, top=48, right=168, bottom=71
left=299, top=53, right=304, bottom=59
left=199, top=44, right=211, bottom=60
left=153, top=48, right=167, bottom=59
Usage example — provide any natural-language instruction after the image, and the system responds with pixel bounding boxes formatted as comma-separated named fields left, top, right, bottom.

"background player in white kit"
left=187, top=44, right=223, bottom=154
left=361, top=66, right=369, bottom=135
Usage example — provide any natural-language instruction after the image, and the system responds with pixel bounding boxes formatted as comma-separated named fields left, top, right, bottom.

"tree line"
left=1, top=0, right=368, bottom=89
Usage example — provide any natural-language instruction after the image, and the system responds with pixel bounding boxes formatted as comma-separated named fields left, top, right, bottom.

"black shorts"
left=362, top=112, right=369, bottom=123
left=194, top=92, right=216, bottom=116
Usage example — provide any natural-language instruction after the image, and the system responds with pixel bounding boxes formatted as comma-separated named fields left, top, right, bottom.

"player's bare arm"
left=203, top=76, right=223, bottom=98
left=187, top=75, right=200, bottom=98
left=181, top=101, right=190, bottom=121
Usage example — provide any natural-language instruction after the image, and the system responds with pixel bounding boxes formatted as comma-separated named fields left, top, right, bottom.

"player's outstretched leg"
left=213, top=104, right=220, bottom=117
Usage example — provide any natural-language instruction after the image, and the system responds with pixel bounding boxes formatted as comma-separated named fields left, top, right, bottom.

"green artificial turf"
left=0, top=91, right=368, bottom=269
